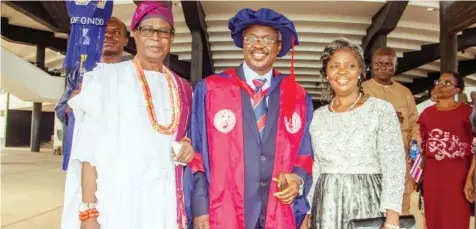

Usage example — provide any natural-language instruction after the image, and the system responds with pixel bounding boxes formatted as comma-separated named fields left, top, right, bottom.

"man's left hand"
left=172, top=140, right=194, bottom=164
left=272, top=173, right=301, bottom=204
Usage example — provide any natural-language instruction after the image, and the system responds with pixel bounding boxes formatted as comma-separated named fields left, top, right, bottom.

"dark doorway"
left=5, top=110, right=55, bottom=147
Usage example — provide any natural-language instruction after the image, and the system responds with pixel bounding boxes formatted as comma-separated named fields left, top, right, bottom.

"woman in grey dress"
left=302, top=39, right=406, bottom=229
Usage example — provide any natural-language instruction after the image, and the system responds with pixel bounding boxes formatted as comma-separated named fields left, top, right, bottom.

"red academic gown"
left=188, top=65, right=314, bottom=229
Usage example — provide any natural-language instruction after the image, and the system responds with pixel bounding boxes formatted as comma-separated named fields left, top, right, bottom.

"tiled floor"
left=0, top=147, right=473, bottom=229
left=1, top=147, right=64, bottom=229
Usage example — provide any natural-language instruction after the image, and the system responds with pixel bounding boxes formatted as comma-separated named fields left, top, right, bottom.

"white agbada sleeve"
left=69, top=72, right=106, bottom=164
left=61, top=68, right=108, bottom=229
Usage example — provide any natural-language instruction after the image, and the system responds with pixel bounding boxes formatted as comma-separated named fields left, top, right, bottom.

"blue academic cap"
left=228, top=8, right=299, bottom=57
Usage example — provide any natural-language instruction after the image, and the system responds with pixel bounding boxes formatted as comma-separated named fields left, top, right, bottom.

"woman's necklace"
left=133, top=56, right=180, bottom=135
left=330, top=93, right=362, bottom=113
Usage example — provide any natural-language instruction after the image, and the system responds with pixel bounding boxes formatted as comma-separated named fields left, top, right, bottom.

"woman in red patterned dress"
left=419, top=72, right=474, bottom=229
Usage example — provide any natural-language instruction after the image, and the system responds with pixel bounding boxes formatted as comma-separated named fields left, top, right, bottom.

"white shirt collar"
left=242, top=61, right=272, bottom=90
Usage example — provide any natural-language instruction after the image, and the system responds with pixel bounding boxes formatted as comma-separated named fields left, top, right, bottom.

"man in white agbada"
left=61, top=2, right=194, bottom=229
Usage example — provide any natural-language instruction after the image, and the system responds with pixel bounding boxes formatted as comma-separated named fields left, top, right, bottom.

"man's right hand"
left=66, top=89, right=81, bottom=113
left=69, top=89, right=81, bottom=100
left=81, top=218, right=100, bottom=229
left=299, top=214, right=310, bottom=229
left=193, top=214, right=210, bottom=229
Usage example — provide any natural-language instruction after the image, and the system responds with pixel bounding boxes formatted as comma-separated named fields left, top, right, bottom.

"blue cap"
left=228, top=8, right=299, bottom=57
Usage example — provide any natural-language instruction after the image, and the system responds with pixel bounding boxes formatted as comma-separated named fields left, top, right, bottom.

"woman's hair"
left=320, top=38, right=366, bottom=99
left=441, top=71, right=465, bottom=93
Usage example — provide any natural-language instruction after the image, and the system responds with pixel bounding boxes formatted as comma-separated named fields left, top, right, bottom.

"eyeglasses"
left=138, top=26, right=174, bottom=39
left=434, top=80, right=455, bottom=87
left=243, top=36, right=277, bottom=46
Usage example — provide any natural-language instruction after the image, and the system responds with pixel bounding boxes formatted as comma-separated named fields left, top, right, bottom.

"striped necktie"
left=252, top=78, right=268, bottom=140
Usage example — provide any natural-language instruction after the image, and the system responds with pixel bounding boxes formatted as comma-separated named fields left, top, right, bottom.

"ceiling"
left=2, top=0, right=476, bottom=100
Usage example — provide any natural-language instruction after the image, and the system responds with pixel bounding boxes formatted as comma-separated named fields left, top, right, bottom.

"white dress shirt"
left=242, top=61, right=272, bottom=104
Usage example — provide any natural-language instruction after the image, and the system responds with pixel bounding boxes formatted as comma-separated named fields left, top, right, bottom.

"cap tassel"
left=290, top=35, right=295, bottom=81
left=283, top=35, right=297, bottom=119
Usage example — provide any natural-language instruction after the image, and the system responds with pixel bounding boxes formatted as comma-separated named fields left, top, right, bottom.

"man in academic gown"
left=188, top=8, right=314, bottom=229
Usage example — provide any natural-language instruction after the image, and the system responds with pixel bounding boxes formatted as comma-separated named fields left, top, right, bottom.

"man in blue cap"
left=187, top=8, right=314, bottom=229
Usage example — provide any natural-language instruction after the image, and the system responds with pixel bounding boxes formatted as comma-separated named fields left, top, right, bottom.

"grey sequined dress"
left=307, top=97, right=406, bottom=229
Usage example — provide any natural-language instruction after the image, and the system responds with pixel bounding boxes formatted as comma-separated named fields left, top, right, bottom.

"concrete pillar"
left=30, top=102, right=42, bottom=152
left=439, top=1, right=458, bottom=73
left=190, top=29, right=203, bottom=87
left=31, top=44, right=45, bottom=152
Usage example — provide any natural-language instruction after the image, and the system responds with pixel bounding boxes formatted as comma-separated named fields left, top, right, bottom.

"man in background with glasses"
left=56, top=17, right=129, bottom=126
left=363, top=47, right=421, bottom=216
left=188, top=8, right=314, bottom=229
left=61, top=2, right=195, bottom=229
left=56, top=17, right=129, bottom=170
